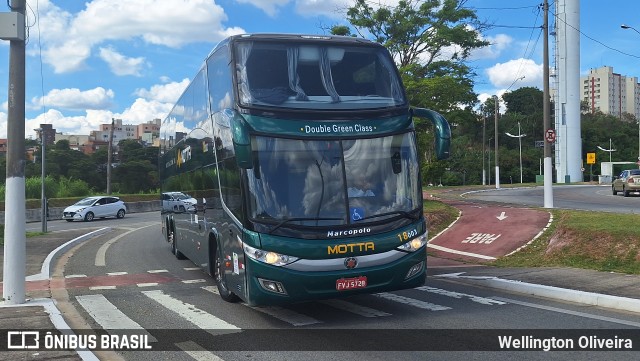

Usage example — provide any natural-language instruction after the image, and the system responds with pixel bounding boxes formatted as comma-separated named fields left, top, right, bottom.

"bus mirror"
left=234, top=144, right=253, bottom=169
left=411, top=108, right=451, bottom=160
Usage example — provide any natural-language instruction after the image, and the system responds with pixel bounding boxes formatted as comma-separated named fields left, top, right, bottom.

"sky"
left=1, top=0, right=640, bottom=140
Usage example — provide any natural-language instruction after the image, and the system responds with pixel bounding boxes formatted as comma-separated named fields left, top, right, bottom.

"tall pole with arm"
left=543, top=0, right=554, bottom=208
left=493, top=95, right=500, bottom=189
left=621, top=24, right=640, bottom=163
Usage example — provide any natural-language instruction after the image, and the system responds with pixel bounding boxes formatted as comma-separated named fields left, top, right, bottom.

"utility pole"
left=2, top=0, right=27, bottom=305
left=543, top=0, right=554, bottom=208
left=107, top=118, right=115, bottom=194
left=35, top=128, right=47, bottom=232
left=493, top=95, right=500, bottom=189
left=482, top=114, right=486, bottom=185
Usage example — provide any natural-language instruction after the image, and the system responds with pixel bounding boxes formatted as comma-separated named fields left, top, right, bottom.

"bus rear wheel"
left=213, top=241, right=240, bottom=303
left=169, top=226, right=186, bottom=260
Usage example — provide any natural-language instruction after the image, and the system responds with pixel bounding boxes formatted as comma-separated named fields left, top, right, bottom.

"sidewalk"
left=1, top=228, right=107, bottom=361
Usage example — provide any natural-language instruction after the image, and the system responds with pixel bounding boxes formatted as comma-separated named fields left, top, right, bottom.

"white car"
left=162, top=192, right=197, bottom=212
left=62, top=196, right=127, bottom=222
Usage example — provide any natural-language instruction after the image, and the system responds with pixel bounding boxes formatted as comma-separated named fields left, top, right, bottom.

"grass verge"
left=493, top=209, right=640, bottom=274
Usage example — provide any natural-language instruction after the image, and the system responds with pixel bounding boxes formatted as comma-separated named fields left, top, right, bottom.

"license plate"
left=336, top=276, right=367, bottom=291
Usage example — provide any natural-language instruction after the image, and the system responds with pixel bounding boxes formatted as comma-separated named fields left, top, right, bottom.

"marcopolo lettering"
left=327, top=228, right=371, bottom=237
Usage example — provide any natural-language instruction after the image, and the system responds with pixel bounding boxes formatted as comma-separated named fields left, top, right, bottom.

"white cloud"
left=0, top=111, right=6, bottom=138
left=134, top=79, right=190, bottom=103
left=31, top=87, right=115, bottom=111
left=99, top=47, right=146, bottom=76
left=486, top=58, right=542, bottom=89
left=235, top=0, right=291, bottom=17
left=35, top=0, right=245, bottom=74
left=119, top=98, right=175, bottom=125
left=472, top=34, right=513, bottom=60
left=294, top=0, right=350, bottom=18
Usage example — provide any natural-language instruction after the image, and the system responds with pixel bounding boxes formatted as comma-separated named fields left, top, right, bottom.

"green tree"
left=113, top=160, right=158, bottom=194
left=334, top=0, right=490, bottom=184
left=343, top=0, right=488, bottom=68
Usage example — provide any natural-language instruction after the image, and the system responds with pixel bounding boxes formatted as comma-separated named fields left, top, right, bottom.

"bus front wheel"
left=213, top=240, right=240, bottom=303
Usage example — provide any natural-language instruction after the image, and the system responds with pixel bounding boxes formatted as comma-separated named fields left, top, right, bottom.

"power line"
left=550, top=8, right=640, bottom=59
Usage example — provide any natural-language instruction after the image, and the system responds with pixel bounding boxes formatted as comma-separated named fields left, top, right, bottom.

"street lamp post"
left=506, top=122, right=526, bottom=183
left=482, top=114, right=486, bottom=185
left=621, top=24, right=640, bottom=162
left=597, top=138, right=616, bottom=177
left=493, top=95, right=500, bottom=189
left=34, top=128, right=47, bottom=232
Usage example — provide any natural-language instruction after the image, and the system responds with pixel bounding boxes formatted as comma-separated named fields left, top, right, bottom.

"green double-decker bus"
left=159, top=33, right=450, bottom=306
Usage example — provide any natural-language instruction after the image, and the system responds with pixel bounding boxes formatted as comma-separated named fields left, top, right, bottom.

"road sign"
left=587, top=152, right=596, bottom=164
left=545, top=128, right=556, bottom=143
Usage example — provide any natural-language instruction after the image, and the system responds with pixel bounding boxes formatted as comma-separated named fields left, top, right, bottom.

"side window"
left=207, top=46, right=233, bottom=113
left=217, top=126, right=243, bottom=221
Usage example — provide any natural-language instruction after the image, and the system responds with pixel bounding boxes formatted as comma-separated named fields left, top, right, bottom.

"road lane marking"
left=95, top=224, right=155, bottom=266
left=183, top=267, right=201, bottom=271
left=182, top=279, right=207, bottom=284
left=427, top=243, right=496, bottom=260
left=493, top=297, right=640, bottom=328
left=142, top=290, right=240, bottom=330
left=202, top=286, right=219, bottom=294
left=65, top=274, right=87, bottom=278
left=415, top=286, right=507, bottom=305
left=251, top=306, right=322, bottom=326
left=148, top=269, right=169, bottom=273
left=107, top=272, right=128, bottom=276
left=76, top=294, right=155, bottom=340
left=175, top=341, right=225, bottom=361
left=137, top=283, right=159, bottom=287
left=374, top=293, right=451, bottom=311
left=319, top=299, right=391, bottom=317
left=89, top=286, right=117, bottom=290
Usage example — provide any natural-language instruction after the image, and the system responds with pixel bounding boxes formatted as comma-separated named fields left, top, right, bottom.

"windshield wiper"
left=355, top=210, right=420, bottom=222
left=267, top=217, right=343, bottom=234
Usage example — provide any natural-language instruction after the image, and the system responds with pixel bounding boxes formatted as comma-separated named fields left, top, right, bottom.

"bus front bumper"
left=243, top=248, right=426, bottom=306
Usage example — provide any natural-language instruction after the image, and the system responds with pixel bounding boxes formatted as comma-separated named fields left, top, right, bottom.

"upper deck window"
left=235, top=41, right=406, bottom=110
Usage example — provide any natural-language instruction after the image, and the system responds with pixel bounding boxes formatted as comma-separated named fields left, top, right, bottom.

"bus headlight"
left=396, top=232, right=427, bottom=252
left=243, top=243, right=298, bottom=266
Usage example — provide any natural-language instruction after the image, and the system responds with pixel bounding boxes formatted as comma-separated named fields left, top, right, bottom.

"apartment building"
left=581, top=66, right=640, bottom=119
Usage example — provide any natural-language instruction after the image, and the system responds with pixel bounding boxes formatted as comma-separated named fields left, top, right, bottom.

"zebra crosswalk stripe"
left=415, top=286, right=507, bottom=305
left=374, top=292, right=451, bottom=311
left=250, top=306, right=322, bottom=326
left=75, top=294, right=155, bottom=340
left=319, top=299, right=391, bottom=317
left=141, top=290, right=240, bottom=330
left=175, top=341, right=225, bottom=361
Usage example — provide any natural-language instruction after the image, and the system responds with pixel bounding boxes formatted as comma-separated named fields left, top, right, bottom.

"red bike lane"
left=427, top=197, right=551, bottom=263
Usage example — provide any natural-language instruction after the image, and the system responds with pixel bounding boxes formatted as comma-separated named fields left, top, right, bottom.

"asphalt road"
left=50, top=215, right=640, bottom=361
left=460, top=184, right=640, bottom=213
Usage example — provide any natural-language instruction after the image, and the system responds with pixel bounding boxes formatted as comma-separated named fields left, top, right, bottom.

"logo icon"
left=7, top=331, right=39, bottom=349
left=344, top=257, right=358, bottom=269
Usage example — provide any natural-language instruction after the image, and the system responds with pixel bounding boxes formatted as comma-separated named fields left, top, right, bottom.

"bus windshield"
left=247, top=132, right=421, bottom=228
left=235, top=41, right=406, bottom=110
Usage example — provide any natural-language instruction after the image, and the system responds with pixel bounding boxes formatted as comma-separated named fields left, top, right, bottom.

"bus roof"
left=209, top=33, right=378, bottom=58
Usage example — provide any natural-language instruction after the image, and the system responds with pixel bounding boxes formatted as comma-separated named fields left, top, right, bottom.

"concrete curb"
left=436, top=273, right=640, bottom=314
left=26, top=227, right=112, bottom=281
left=0, top=298, right=100, bottom=361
